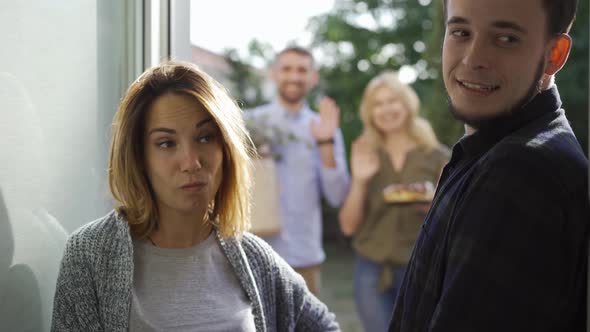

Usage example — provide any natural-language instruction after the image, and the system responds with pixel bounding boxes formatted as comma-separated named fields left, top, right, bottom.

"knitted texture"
left=51, top=211, right=340, bottom=331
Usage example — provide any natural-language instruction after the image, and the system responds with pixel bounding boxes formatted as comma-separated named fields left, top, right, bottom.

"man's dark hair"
left=443, top=0, right=578, bottom=35
left=275, top=46, right=315, bottom=67
left=542, top=0, right=578, bottom=34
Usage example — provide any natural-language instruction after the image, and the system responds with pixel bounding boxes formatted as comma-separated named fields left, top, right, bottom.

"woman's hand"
left=350, top=134, right=380, bottom=182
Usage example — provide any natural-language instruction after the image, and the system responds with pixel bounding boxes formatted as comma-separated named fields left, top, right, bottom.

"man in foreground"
left=389, top=0, right=589, bottom=330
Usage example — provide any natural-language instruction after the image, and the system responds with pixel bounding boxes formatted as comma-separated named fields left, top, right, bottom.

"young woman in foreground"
left=51, top=61, right=339, bottom=332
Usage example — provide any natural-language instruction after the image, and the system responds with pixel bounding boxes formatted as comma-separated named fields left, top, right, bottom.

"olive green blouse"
left=353, top=144, right=450, bottom=273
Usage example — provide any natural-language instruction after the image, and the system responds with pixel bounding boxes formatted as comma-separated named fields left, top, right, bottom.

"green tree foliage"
left=307, top=0, right=464, bottom=153
left=554, top=0, right=588, bottom=152
left=225, top=0, right=588, bottom=153
left=307, top=0, right=588, bottom=152
left=221, top=1, right=587, bottom=242
left=224, top=40, right=274, bottom=109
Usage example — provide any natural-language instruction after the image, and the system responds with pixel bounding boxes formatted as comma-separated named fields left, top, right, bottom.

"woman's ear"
left=544, top=34, right=572, bottom=76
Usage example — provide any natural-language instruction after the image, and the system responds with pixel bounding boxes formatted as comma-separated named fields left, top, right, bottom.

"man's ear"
left=544, top=34, right=572, bottom=76
left=310, top=70, right=320, bottom=90
left=270, top=65, right=278, bottom=83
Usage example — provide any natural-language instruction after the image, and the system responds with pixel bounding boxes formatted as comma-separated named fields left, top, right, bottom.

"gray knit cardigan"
left=50, top=211, right=340, bottom=331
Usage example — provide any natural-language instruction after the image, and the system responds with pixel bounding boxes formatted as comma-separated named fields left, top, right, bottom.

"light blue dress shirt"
left=246, top=100, right=350, bottom=267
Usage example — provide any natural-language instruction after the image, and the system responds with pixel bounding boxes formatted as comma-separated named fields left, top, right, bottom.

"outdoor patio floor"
left=319, top=241, right=363, bottom=332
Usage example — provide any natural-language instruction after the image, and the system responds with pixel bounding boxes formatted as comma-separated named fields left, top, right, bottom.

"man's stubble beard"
left=278, top=83, right=307, bottom=106
left=447, top=59, right=546, bottom=131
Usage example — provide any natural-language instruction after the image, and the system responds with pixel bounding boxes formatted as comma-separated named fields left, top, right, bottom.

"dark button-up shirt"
left=389, top=86, right=589, bottom=332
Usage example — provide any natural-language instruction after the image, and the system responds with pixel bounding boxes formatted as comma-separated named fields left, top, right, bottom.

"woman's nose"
left=179, top=146, right=202, bottom=173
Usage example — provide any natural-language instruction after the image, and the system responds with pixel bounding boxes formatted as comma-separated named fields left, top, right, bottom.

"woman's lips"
left=180, top=181, right=207, bottom=192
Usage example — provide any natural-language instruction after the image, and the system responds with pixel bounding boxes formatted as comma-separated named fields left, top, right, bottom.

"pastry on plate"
left=383, top=181, right=435, bottom=203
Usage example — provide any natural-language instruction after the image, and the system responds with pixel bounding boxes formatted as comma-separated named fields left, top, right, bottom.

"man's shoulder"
left=245, top=102, right=276, bottom=116
left=474, top=119, right=587, bottom=199
left=484, top=142, right=585, bottom=180
left=492, top=113, right=587, bottom=174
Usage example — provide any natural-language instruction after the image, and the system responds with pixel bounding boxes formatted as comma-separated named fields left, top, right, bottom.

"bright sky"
left=189, top=0, right=419, bottom=83
left=190, top=0, right=334, bottom=59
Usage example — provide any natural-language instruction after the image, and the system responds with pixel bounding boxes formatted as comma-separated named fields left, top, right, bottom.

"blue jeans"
left=353, top=256, right=406, bottom=332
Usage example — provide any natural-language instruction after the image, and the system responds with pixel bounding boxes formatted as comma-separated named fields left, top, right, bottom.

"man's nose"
left=462, top=37, right=491, bottom=70
left=287, top=71, right=304, bottom=82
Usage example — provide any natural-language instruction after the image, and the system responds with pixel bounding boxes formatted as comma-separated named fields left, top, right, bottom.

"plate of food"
left=383, top=181, right=435, bottom=204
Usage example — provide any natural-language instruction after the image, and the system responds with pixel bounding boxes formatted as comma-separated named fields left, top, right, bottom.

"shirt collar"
left=271, top=98, right=310, bottom=121
left=458, top=86, right=562, bottom=158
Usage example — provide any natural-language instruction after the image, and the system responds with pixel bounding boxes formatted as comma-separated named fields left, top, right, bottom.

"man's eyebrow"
left=147, top=117, right=214, bottom=136
left=447, top=16, right=469, bottom=25
left=491, top=20, right=528, bottom=34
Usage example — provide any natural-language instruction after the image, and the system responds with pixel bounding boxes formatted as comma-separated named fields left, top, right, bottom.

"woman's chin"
left=379, top=125, right=405, bottom=136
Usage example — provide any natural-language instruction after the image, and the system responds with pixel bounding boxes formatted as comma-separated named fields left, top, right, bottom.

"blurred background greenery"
left=222, top=4, right=588, bottom=328
left=225, top=0, right=588, bottom=156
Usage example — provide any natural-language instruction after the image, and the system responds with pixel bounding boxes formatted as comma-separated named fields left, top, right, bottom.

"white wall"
left=0, top=0, right=133, bottom=330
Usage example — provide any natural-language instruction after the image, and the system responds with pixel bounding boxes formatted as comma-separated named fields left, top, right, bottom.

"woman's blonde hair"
left=359, top=71, right=439, bottom=150
left=109, top=61, right=253, bottom=239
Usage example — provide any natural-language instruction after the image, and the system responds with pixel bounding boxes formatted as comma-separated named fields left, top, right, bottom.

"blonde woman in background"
left=339, top=72, right=449, bottom=331
left=51, top=61, right=339, bottom=331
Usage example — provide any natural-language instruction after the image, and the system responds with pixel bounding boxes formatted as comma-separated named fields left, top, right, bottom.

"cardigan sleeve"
left=241, top=234, right=341, bottom=331
left=51, top=233, right=102, bottom=332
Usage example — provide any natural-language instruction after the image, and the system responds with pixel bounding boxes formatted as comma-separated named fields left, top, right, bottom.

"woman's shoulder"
left=417, top=143, right=451, bottom=161
left=237, top=232, right=309, bottom=292
left=65, top=210, right=130, bottom=258
left=239, top=232, right=278, bottom=262
left=236, top=232, right=295, bottom=274
left=352, top=132, right=377, bottom=146
left=433, top=143, right=451, bottom=159
left=70, top=210, right=126, bottom=239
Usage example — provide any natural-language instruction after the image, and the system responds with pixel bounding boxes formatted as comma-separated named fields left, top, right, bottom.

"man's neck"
left=465, top=124, right=477, bottom=135
left=277, top=97, right=305, bottom=113
left=463, top=80, right=556, bottom=137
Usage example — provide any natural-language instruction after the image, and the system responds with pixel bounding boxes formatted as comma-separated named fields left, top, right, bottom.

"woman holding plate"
left=338, top=71, right=449, bottom=332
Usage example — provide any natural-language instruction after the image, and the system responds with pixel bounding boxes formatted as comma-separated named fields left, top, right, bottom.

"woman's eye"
left=157, top=140, right=175, bottom=148
left=197, top=133, right=217, bottom=143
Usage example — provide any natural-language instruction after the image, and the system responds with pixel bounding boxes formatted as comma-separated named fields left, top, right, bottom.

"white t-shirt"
left=129, top=233, right=256, bottom=331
